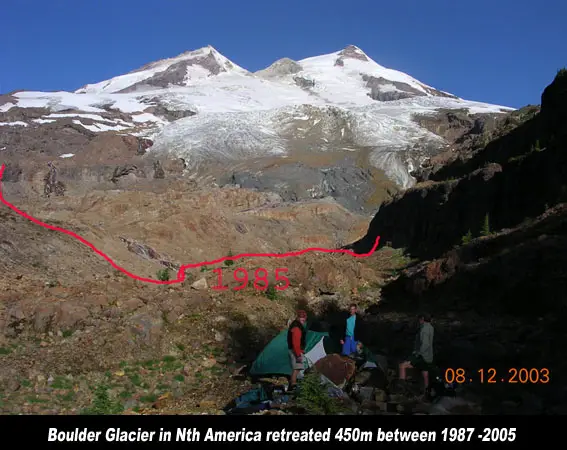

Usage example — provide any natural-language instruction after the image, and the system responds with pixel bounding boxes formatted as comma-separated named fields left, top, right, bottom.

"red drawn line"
left=0, top=163, right=380, bottom=285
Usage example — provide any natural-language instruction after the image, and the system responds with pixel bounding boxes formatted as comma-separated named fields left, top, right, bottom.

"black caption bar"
left=6, top=415, right=549, bottom=448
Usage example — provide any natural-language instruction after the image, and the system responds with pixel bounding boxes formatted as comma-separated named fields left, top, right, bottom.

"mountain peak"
left=180, top=44, right=219, bottom=57
left=75, top=45, right=247, bottom=94
left=255, top=57, right=303, bottom=79
left=337, top=45, right=369, bottom=61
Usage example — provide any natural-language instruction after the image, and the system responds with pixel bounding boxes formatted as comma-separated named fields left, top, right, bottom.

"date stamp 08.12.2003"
left=444, top=367, right=550, bottom=384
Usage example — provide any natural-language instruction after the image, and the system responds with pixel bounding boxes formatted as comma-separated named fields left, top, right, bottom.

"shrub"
left=265, top=285, right=278, bottom=301
left=461, top=230, right=473, bottom=245
left=295, top=372, right=349, bottom=415
left=157, top=268, right=170, bottom=281
left=81, top=384, right=123, bottom=415
left=480, top=214, right=491, bottom=237
left=224, top=250, right=234, bottom=267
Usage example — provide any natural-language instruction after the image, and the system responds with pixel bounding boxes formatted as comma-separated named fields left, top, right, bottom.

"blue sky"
left=2, top=0, right=565, bottom=108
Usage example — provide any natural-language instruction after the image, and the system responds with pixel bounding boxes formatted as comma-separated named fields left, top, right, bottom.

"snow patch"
left=72, top=120, right=130, bottom=132
left=131, top=113, right=166, bottom=123
left=0, top=121, right=28, bottom=127
left=0, top=102, right=15, bottom=112
left=33, top=118, right=57, bottom=124
left=47, top=113, right=110, bottom=121
left=59, top=153, right=75, bottom=158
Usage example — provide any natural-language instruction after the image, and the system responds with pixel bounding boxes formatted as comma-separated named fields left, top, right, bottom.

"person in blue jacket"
left=340, top=303, right=364, bottom=356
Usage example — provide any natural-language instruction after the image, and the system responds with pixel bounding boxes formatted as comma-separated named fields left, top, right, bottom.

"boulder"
left=191, top=278, right=208, bottom=290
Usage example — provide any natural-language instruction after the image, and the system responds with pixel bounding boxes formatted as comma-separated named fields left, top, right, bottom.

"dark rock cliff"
left=347, top=70, right=567, bottom=261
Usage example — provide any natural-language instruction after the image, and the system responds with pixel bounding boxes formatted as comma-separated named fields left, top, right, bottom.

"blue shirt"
left=346, top=315, right=356, bottom=337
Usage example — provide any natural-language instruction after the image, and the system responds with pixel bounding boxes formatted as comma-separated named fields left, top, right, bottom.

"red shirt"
left=291, top=327, right=303, bottom=357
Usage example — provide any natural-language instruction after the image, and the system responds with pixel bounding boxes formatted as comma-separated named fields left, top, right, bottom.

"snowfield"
left=1, top=44, right=514, bottom=188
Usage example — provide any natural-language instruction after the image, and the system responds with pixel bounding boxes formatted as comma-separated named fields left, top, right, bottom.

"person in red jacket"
left=287, top=310, right=307, bottom=391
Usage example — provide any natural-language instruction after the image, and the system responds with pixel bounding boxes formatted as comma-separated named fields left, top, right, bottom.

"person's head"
left=349, top=303, right=357, bottom=316
left=296, top=310, right=307, bottom=325
left=418, top=312, right=431, bottom=324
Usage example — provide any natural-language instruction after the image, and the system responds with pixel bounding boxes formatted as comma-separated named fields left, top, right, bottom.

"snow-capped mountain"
left=255, top=45, right=457, bottom=103
left=0, top=45, right=513, bottom=188
left=75, top=45, right=251, bottom=94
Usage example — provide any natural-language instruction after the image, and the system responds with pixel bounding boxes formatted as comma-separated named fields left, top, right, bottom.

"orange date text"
left=444, top=368, right=550, bottom=384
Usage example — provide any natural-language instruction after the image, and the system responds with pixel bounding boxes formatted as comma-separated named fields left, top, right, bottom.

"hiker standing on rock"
left=398, top=312, right=435, bottom=394
left=340, top=303, right=364, bottom=356
left=287, top=310, right=307, bottom=392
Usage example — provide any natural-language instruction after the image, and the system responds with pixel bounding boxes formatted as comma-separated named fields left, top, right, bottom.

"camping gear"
left=430, top=375, right=457, bottom=401
left=313, top=354, right=356, bottom=388
left=224, top=383, right=292, bottom=415
left=249, top=329, right=334, bottom=378
left=224, top=384, right=272, bottom=415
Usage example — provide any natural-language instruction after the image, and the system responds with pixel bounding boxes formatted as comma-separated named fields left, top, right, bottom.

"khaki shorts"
left=289, top=350, right=304, bottom=371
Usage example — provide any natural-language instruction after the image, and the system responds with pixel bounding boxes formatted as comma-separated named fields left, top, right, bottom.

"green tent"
left=249, top=329, right=334, bottom=378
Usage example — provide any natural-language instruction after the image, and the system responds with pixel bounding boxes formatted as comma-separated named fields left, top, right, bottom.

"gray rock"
left=55, top=302, right=90, bottom=331
left=221, top=162, right=378, bottom=213
left=374, top=389, right=388, bottom=403
left=375, top=401, right=388, bottom=412
left=214, top=331, right=224, bottom=342
left=123, top=398, right=139, bottom=410
left=191, top=278, right=208, bottom=290
left=354, top=371, right=372, bottom=385
left=33, top=305, right=57, bottom=333
left=128, top=312, right=164, bottom=346
left=357, top=387, right=375, bottom=402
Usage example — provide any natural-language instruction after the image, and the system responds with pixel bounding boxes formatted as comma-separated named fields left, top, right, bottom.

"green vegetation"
left=265, top=285, right=278, bottom=301
left=51, top=376, right=73, bottom=390
left=481, top=213, right=491, bottom=237
left=295, top=372, right=349, bottom=415
left=531, top=140, right=542, bottom=152
left=157, top=268, right=170, bottom=281
left=128, top=372, right=143, bottom=387
left=62, top=329, right=73, bottom=338
left=460, top=214, right=494, bottom=245
left=461, top=229, right=473, bottom=245
left=81, top=384, right=123, bottom=415
left=3, top=346, right=228, bottom=414
left=176, top=343, right=186, bottom=352
left=57, top=391, right=75, bottom=402
left=27, top=395, right=48, bottom=404
left=140, top=394, right=158, bottom=404
left=224, top=250, right=235, bottom=267
left=508, top=139, right=545, bottom=163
